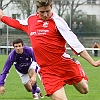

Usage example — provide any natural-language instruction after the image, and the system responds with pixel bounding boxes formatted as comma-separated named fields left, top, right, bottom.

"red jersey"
left=28, top=14, right=66, bottom=66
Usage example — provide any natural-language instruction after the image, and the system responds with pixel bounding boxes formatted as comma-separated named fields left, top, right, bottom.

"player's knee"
left=74, top=82, right=89, bottom=94
left=80, top=87, right=89, bottom=94
left=84, top=88, right=89, bottom=94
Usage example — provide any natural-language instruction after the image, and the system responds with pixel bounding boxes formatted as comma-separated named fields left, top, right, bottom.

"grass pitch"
left=0, top=55, right=100, bottom=100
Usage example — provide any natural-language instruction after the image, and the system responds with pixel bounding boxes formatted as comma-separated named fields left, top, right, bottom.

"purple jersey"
left=0, top=46, right=36, bottom=86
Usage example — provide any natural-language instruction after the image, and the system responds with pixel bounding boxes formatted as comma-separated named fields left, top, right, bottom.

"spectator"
left=72, top=21, right=78, bottom=35
left=78, top=22, right=84, bottom=38
left=92, top=42, right=100, bottom=56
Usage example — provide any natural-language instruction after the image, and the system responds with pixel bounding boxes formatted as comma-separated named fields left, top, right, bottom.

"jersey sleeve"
left=28, top=47, right=40, bottom=73
left=52, top=13, right=85, bottom=54
left=28, top=47, right=36, bottom=62
left=0, top=52, right=14, bottom=86
left=1, top=16, right=28, bottom=34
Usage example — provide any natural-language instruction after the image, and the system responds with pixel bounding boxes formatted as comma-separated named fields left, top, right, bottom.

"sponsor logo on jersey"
left=30, top=30, right=49, bottom=36
left=42, top=21, right=49, bottom=28
left=37, top=29, right=49, bottom=35
left=30, top=32, right=36, bottom=36
left=26, top=58, right=29, bottom=60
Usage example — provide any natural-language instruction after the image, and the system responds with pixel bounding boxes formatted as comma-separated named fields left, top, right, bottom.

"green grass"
left=0, top=55, right=100, bottom=100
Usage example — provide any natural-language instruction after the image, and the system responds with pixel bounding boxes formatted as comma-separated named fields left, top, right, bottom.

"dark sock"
left=32, top=83, right=37, bottom=94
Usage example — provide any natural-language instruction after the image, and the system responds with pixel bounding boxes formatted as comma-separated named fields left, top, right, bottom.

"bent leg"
left=50, top=87, right=68, bottom=100
left=73, top=78, right=88, bottom=94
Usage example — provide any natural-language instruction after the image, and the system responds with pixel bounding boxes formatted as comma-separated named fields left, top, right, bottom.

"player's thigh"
left=50, top=87, right=68, bottom=100
left=73, top=78, right=88, bottom=94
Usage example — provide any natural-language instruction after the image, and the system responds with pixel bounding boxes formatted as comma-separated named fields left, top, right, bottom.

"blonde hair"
left=35, top=0, right=52, bottom=8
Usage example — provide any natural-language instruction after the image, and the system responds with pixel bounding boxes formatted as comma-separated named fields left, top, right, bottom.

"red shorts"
left=39, top=57, right=88, bottom=96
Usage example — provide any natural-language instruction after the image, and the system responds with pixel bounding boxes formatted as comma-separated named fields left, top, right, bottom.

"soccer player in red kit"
left=0, top=0, right=100, bottom=100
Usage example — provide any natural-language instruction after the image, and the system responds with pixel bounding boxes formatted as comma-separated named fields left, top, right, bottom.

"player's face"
left=38, top=5, right=52, bottom=20
left=14, top=43, right=23, bottom=54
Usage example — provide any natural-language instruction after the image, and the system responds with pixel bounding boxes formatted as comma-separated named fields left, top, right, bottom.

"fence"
left=0, top=46, right=100, bottom=56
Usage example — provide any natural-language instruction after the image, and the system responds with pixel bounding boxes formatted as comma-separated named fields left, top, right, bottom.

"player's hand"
left=0, top=86, right=5, bottom=95
left=93, top=60, right=100, bottom=67
left=0, top=9, right=4, bottom=19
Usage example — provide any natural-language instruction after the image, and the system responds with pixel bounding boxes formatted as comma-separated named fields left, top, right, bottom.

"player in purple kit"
left=0, top=38, right=43, bottom=99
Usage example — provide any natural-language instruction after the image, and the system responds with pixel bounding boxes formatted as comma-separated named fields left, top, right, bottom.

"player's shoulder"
left=24, top=46, right=31, bottom=49
left=24, top=46, right=33, bottom=52
left=8, top=50, right=17, bottom=60
left=9, top=49, right=16, bottom=56
left=23, top=46, right=34, bottom=56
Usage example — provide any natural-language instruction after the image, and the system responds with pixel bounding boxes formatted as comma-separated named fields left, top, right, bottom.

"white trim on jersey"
left=17, top=19, right=28, bottom=25
left=17, top=14, right=36, bottom=25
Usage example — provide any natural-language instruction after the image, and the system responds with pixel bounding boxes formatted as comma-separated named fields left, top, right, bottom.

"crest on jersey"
left=42, top=21, right=49, bottom=28
left=26, top=58, right=29, bottom=60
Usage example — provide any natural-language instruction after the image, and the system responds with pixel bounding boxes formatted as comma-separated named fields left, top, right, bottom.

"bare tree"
left=0, top=0, right=12, bottom=10
left=53, top=0, right=70, bottom=17
left=53, top=0, right=87, bottom=19
left=15, top=0, right=35, bottom=18
left=70, top=0, right=87, bottom=22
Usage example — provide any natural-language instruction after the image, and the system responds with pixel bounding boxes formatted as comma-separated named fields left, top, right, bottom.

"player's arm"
left=28, top=47, right=37, bottom=85
left=29, top=67, right=37, bottom=86
left=1, top=16, right=28, bottom=33
left=30, top=48, right=36, bottom=62
left=0, top=9, right=28, bottom=34
left=0, top=86, right=5, bottom=95
left=54, top=16, right=100, bottom=67
left=0, top=54, right=14, bottom=95
left=30, top=60, right=41, bottom=81
left=29, top=48, right=40, bottom=73
left=80, top=50, right=100, bottom=67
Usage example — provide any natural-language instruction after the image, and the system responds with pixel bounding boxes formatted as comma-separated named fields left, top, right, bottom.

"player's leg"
left=50, top=87, right=68, bottom=100
left=22, top=74, right=40, bottom=99
left=24, top=81, right=37, bottom=93
left=24, top=79, right=40, bottom=99
left=16, top=70, right=39, bottom=99
left=24, top=80, right=32, bottom=92
left=73, top=78, right=88, bottom=94
left=28, top=68, right=44, bottom=99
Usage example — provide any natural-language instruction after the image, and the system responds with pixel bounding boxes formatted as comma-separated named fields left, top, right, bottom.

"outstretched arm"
left=0, top=9, right=28, bottom=34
